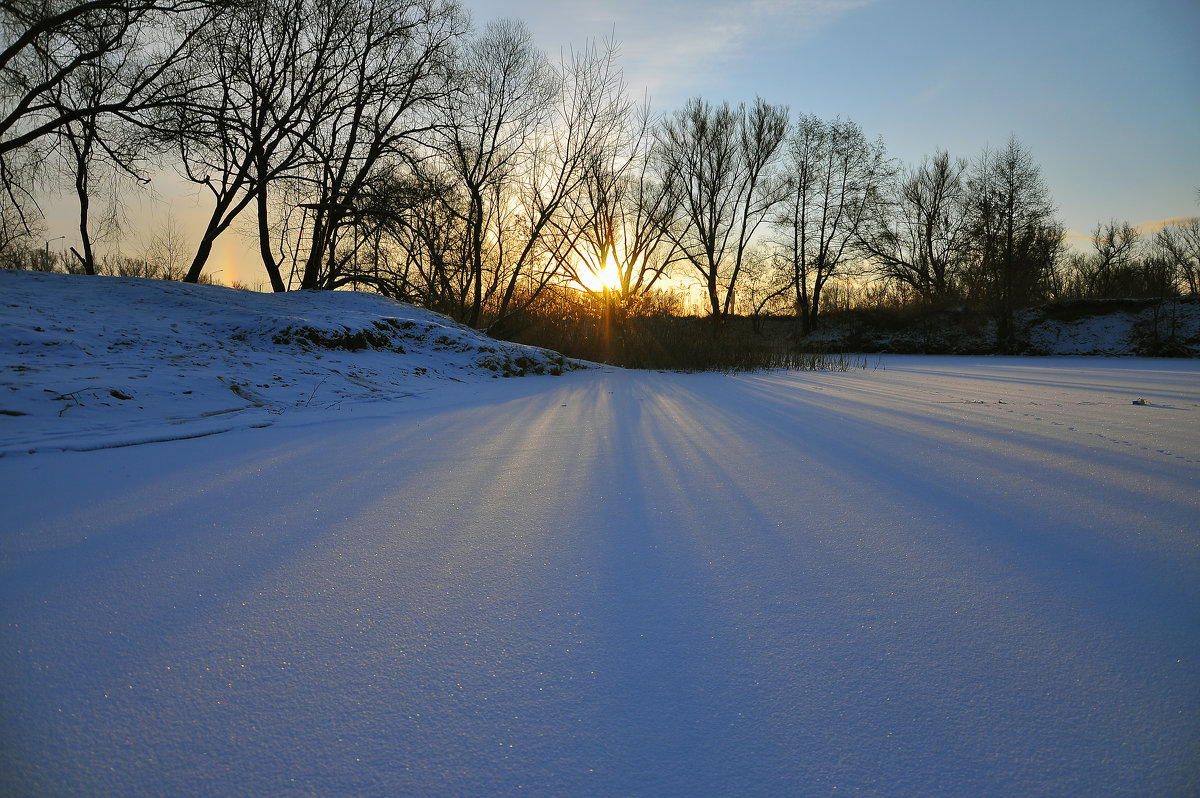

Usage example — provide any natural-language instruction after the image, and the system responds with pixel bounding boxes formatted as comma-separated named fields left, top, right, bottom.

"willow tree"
left=0, top=0, right=210, bottom=158
left=1, top=0, right=212, bottom=262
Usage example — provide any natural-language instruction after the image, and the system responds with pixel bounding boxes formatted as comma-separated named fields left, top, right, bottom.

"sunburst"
left=576, top=252, right=622, bottom=293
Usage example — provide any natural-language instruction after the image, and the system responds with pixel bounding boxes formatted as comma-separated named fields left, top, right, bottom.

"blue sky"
left=463, top=0, right=1200, bottom=246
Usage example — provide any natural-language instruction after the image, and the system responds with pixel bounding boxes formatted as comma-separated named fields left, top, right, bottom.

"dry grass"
left=492, top=288, right=864, bottom=372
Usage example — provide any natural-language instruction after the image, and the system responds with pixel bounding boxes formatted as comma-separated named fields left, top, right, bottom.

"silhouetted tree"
left=403, top=23, right=629, bottom=328
left=543, top=101, right=687, bottom=360
left=170, top=0, right=463, bottom=289
left=657, top=96, right=788, bottom=328
left=860, top=149, right=968, bottom=301
left=50, top=20, right=151, bottom=275
left=1154, top=218, right=1200, bottom=296
left=556, top=102, right=682, bottom=305
left=738, top=247, right=792, bottom=332
left=1, top=0, right=205, bottom=154
left=289, top=0, right=464, bottom=291
left=488, top=33, right=631, bottom=330
left=1080, top=219, right=1141, bottom=297
left=772, top=114, right=889, bottom=334
left=964, top=135, right=1062, bottom=349
left=418, top=19, right=554, bottom=323
left=1, top=0, right=210, bottom=250
left=172, top=0, right=316, bottom=286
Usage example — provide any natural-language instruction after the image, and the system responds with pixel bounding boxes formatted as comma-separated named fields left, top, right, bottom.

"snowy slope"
left=0, top=270, right=575, bottom=456
left=2, top=272, right=1199, bottom=797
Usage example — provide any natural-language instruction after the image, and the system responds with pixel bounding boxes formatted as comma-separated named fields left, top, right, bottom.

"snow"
left=1021, top=300, right=1200, bottom=356
left=2, top=271, right=1199, bottom=796
left=0, top=271, right=572, bottom=456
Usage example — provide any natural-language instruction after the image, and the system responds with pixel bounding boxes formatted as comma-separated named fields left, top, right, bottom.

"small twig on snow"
left=305, top=376, right=330, bottom=408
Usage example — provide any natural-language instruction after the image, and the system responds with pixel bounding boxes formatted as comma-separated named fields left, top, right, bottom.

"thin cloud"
left=469, top=1, right=880, bottom=103
left=1062, top=229, right=1093, bottom=251
left=749, top=0, right=878, bottom=24
left=1065, top=216, right=1199, bottom=250
left=1135, top=216, right=1199, bottom=235
left=626, top=1, right=879, bottom=101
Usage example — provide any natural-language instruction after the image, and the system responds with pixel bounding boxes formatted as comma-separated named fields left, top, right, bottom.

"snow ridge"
left=0, top=270, right=577, bottom=456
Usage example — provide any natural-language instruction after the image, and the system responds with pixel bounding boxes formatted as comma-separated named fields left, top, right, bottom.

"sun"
left=576, top=251, right=622, bottom=293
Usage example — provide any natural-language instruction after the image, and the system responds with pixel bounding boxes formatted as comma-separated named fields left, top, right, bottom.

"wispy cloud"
left=748, top=0, right=877, bottom=25
left=1064, top=216, right=1198, bottom=251
left=644, top=1, right=880, bottom=103
left=467, top=0, right=879, bottom=103
left=1134, top=216, right=1199, bottom=235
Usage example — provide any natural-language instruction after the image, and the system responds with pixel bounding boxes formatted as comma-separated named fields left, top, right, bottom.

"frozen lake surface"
left=2, top=273, right=1198, bottom=795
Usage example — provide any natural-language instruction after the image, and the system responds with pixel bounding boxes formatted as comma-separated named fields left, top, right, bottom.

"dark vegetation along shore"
left=492, top=290, right=1200, bottom=371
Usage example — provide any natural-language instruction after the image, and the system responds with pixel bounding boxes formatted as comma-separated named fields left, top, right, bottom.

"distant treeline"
left=3, top=0, right=1198, bottom=353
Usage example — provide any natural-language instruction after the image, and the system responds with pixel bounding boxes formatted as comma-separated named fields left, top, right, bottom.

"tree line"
left=3, top=0, right=1198, bottom=349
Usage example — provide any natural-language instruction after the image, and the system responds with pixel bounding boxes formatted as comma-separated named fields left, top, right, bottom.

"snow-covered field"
left=2, top=271, right=1198, bottom=796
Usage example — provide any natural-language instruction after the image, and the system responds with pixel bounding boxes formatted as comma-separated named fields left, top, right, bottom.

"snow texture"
left=2, top=271, right=1198, bottom=796
left=0, top=271, right=573, bottom=456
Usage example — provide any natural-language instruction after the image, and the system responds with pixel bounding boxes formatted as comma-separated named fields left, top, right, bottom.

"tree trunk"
left=467, top=191, right=484, bottom=327
left=300, top=212, right=327, bottom=290
left=185, top=233, right=217, bottom=283
left=184, top=190, right=245, bottom=283
left=74, top=161, right=95, bottom=275
left=255, top=158, right=286, bottom=292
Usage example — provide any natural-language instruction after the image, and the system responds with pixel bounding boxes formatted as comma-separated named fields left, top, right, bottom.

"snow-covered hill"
left=0, top=270, right=577, bottom=455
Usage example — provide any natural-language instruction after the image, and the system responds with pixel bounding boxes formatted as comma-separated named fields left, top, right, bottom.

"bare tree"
left=244, top=0, right=362, bottom=292
left=538, top=100, right=686, bottom=360
left=860, top=149, right=968, bottom=301
left=1, top=0, right=212, bottom=221
left=363, top=170, right=471, bottom=309
left=1153, top=218, right=1200, bottom=296
left=555, top=102, right=682, bottom=306
left=964, top=135, right=1062, bottom=349
left=417, top=18, right=554, bottom=323
left=49, top=17, right=155, bottom=275
left=738, top=247, right=791, bottom=332
left=772, top=114, right=889, bottom=334
left=167, top=0, right=463, bottom=289
left=485, top=35, right=631, bottom=329
left=287, top=0, right=465, bottom=291
left=1080, top=219, right=1141, bottom=297
left=402, top=22, right=629, bottom=329
left=656, top=96, right=788, bottom=328
left=139, top=209, right=189, bottom=278
left=170, top=0, right=356, bottom=288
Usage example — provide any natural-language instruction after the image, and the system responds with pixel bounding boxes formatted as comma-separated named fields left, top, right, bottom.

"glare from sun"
left=577, top=251, right=622, bottom=293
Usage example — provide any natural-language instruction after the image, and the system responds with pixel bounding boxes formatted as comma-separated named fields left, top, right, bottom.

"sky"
left=462, top=0, right=1199, bottom=246
left=36, top=0, right=1200, bottom=286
